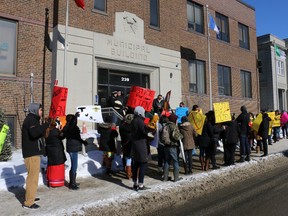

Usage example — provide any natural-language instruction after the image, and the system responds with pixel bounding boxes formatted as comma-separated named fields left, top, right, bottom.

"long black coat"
left=198, top=121, right=213, bottom=148
left=45, top=127, right=67, bottom=166
left=131, top=115, right=149, bottom=163
left=119, top=120, right=132, bottom=157
left=258, top=116, right=270, bottom=139
left=98, top=122, right=118, bottom=152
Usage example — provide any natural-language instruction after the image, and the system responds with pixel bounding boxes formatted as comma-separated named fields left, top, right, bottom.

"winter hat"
left=240, top=105, right=247, bottom=112
left=181, top=116, right=188, bottom=123
left=66, top=114, right=75, bottom=122
left=169, top=113, right=178, bottom=123
left=124, top=114, right=134, bottom=124
left=134, top=106, right=145, bottom=118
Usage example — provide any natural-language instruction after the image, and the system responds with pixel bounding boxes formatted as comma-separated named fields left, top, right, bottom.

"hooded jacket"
left=236, top=106, right=250, bottom=136
left=21, top=103, right=49, bottom=158
left=179, top=121, right=197, bottom=150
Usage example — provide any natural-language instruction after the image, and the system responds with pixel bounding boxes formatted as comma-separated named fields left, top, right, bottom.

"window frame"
left=217, top=65, right=232, bottom=96
left=188, top=59, right=206, bottom=94
left=216, top=12, right=229, bottom=42
left=276, top=60, right=285, bottom=76
left=240, top=70, right=252, bottom=98
left=0, top=18, right=17, bottom=76
left=238, top=23, right=250, bottom=50
left=150, top=0, right=160, bottom=28
left=93, top=0, right=107, bottom=13
left=187, top=1, right=204, bottom=34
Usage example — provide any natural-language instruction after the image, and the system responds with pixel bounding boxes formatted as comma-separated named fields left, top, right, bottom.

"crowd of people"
left=20, top=94, right=288, bottom=209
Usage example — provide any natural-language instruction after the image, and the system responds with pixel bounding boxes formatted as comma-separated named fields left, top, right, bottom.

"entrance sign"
left=126, top=86, right=155, bottom=112
left=213, top=102, right=231, bottom=123
left=49, top=86, right=68, bottom=118
left=76, top=105, right=104, bottom=123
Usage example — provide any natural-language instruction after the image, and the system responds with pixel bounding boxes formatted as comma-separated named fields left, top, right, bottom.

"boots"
left=173, top=170, right=182, bottom=182
left=204, top=158, right=210, bottom=171
left=125, top=166, right=132, bottom=179
left=200, top=156, right=205, bottom=171
left=69, top=171, right=79, bottom=190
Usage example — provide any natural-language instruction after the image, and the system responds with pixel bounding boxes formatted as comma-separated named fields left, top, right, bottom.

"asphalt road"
left=159, top=162, right=288, bottom=216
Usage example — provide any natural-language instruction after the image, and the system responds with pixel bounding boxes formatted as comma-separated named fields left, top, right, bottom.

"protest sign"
left=188, top=111, right=206, bottom=135
left=49, top=86, right=68, bottom=118
left=0, top=124, right=9, bottom=154
left=76, top=105, right=104, bottom=123
left=126, top=86, right=155, bottom=112
left=213, top=102, right=231, bottom=123
left=176, top=107, right=189, bottom=123
left=252, top=113, right=262, bottom=132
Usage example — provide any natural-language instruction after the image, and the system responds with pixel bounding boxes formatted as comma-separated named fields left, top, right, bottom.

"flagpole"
left=206, top=5, right=213, bottom=110
left=63, top=0, right=69, bottom=87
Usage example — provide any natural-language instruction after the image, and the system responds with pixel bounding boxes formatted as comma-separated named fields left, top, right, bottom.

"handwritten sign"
left=49, top=86, right=68, bottom=118
left=176, top=107, right=189, bottom=123
left=213, top=102, right=231, bottom=123
left=126, top=86, right=155, bottom=112
left=76, top=105, right=104, bottom=123
left=188, top=111, right=206, bottom=135
left=0, top=124, right=9, bottom=154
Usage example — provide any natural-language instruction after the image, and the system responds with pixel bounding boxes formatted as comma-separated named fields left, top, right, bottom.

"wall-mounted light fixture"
left=170, top=72, right=173, bottom=78
left=74, top=58, right=78, bottom=65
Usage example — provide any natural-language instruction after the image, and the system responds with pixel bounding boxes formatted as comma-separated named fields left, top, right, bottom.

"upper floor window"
left=218, top=65, right=231, bottom=96
left=276, top=60, right=285, bottom=76
left=94, top=0, right=106, bottom=12
left=188, top=60, right=206, bottom=94
left=216, top=13, right=229, bottom=42
left=240, top=70, right=252, bottom=98
left=238, top=23, right=249, bottom=50
left=150, top=0, right=160, bottom=28
left=0, top=18, right=17, bottom=76
left=187, top=1, right=204, bottom=34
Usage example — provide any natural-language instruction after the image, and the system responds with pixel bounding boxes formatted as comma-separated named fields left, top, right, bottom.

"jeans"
left=132, top=161, right=147, bottom=184
left=69, top=152, right=78, bottom=174
left=239, top=135, right=250, bottom=156
left=163, top=147, right=179, bottom=178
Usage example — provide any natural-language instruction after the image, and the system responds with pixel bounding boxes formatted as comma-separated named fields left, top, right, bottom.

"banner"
left=0, top=124, right=9, bottom=154
left=176, top=107, right=189, bottom=123
left=251, top=113, right=262, bottom=133
left=49, top=86, right=68, bottom=119
left=163, top=90, right=171, bottom=111
left=126, top=86, right=155, bottom=112
left=76, top=105, right=104, bottom=123
left=213, top=102, right=231, bottom=123
left=188, top=111, right=206, bottom=135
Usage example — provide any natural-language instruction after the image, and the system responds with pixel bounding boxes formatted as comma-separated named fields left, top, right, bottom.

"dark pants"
left=239, top=135, right=250, bottom=156
left=132, top=160, right=147, bottom=185
left=157, top=144, right=165, bottom=168
left=262, top=138, right=268, bottom=155
left=184, top=149, right=193, bottom=173
left=210, top=141, right=218, bottom=166
left=224, top=142, right=236, bottom=165
left=163, top=147, right=179, bottom=180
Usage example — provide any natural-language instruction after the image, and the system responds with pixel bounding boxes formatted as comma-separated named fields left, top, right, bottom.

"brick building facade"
left=0, top=0, right=259, bottom=148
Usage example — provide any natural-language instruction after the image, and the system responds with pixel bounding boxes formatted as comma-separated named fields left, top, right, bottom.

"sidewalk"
left=1, top=138, right=288, bottom=216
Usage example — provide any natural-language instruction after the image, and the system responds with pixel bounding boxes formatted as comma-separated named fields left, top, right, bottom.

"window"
left=150, top=0, right=159, bottom=27
left=238, top=23, right=249, bottom=49
left=188, top=60, right=206, bottom=94
left=94, top=0, right=106, bottom=12
left=276, top=60, right=285, bottom=76
left=216, top=13, right=229, bottom=42
left=218, top=65, right=231, bottom=96
left=187, top=1, right=204, bottom=34
left=241, top=70, right=252, bottom=98
left=0, top=18, right=17, bottom=75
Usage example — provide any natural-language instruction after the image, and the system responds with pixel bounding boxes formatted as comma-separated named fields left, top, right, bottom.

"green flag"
left=275, top=44, right=286, bottom=60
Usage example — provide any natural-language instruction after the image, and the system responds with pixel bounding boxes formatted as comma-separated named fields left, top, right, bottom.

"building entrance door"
left=97, top=68, right=150, bottom=108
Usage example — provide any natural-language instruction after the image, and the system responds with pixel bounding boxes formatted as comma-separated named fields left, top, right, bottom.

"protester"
left=119, top=114, right=133, bottom=179
left=236, top=106, right=251, bottom=162
left=179, top=116, right=197, bottom=175
left=258, top=112, right=271, bottom=157
left=161, top=113, right=182, bottom=182
left=179, top=102, right=185, bottom=107
left=21, top=103, right=49, bottom=209
left=273, top=110, right=281, bottom=143
left=62, top=113, right=88, bottom=190
left=45, top=118, right=66, bottom=187
left=98, top=115, right=119, bottom=175
left=107, top=91, right=123, bottom=124
left=131, top=106, right=150, bottom=191
left=280, top=111, right=288, bottom=139
left=153, top=94, right=164, bottom=115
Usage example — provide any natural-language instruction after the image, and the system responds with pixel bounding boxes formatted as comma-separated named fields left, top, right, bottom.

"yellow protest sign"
left=213, top=102, right=231, bottom=123
left=252, top=113, right=262, bottom=132
left=188, top=111, right=206, bottom=135
left=0, top=124, right=9, bottom=154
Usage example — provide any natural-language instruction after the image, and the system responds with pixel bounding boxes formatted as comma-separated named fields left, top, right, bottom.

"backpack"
left=160, top=123, right=183, bottom=145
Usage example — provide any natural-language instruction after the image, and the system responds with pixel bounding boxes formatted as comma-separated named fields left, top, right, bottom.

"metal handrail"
left=101, top=107, right=124, bottom=121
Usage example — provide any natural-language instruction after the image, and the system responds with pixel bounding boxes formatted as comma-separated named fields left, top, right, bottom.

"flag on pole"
left=209, top=14, right=219, bottom=35
left=275, top=44, right=286, bottom=60
left=75, top=0, right=85, bottom=9
left=163, top=90, right=171, bottom=111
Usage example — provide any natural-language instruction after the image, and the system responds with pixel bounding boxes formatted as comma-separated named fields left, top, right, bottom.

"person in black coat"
left=258, top=112, right=271, bottom=157
left=62, top=113, right=87, bottom=190
left=45, top=119, right=66, bottom=166
left=98, top=116, right=118, bottom=175
left=131, top=106, right=149, bottom=191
